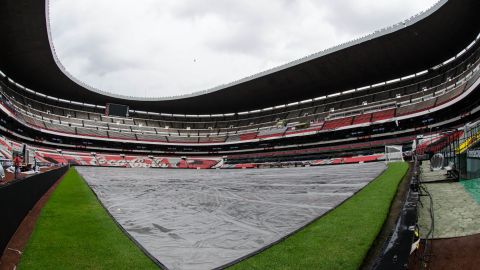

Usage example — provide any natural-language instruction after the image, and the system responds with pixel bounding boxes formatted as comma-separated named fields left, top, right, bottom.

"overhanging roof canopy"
left=0, top=0, right=479, bottom=114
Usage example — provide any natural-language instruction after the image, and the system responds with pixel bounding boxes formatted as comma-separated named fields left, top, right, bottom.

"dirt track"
left=409, top=233, right=480, bottom=270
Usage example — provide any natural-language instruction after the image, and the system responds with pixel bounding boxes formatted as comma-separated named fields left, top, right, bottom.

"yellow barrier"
left=456, top=130, right=480, bottom=154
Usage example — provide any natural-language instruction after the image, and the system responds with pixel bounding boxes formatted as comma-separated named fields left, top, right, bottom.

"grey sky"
left=49, top=0, right=439, bottom=98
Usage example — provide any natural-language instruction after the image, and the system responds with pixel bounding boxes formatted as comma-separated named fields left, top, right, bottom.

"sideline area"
left=417, top=162, right=480, bottom=239
left=417, top=180, right=480, bottom=239
left=229, top=162, right=408, bottom=270
left=17, top=168, right=158, bottom=270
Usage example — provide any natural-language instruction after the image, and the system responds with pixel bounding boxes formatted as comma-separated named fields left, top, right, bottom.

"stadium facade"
left=0, top=0, right=479, bottom=165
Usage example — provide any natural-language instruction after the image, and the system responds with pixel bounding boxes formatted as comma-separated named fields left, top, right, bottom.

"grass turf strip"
left=18, top=168, right=158, bottom=270
left=229, top=162, right=409, bottom=270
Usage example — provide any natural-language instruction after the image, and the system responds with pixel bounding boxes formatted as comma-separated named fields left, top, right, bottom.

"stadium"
left=0, top=0, right=479, bottom=269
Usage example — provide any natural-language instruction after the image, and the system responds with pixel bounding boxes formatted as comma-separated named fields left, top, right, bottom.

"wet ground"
left=76, top=163, right=386, bottom=270
left=408, top=162, right=480, bottom=270
left=418, top=162, right=480, bottom=239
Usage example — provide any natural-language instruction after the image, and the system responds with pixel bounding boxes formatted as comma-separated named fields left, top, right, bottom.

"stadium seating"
left=0, top=40, right=479, bottom=152
left=240, top=132, right=258, bottom=141
left=352, top=114, right=372, bottom=125
left=0, top=135, right=222, bottom=169
left=415, top=130, right=465, bottom=155
left=257, top=127, right=288, bottom=139
left=323, top=117, right=353, bottom=130
left=396, top=98, right=437, bottom=116
left=226, top=134, right=416, bottom=160
left=371, top=109, right=396, bottom=122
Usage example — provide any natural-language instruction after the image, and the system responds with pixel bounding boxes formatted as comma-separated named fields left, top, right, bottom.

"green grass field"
left=19, top=163, right=408, bottom=270
left=18, top=168, right=158, bottom=270
left=229, top=162, right=409, bottom=270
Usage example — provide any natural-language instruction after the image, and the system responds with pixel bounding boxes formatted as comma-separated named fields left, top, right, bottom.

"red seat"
left=240, top=132, right=258, bottom=141
left=322, top=117, right=353, bottom=130
left=352, top=114, right=372, bottom=125
left=371, top=109, right=395, bottom=122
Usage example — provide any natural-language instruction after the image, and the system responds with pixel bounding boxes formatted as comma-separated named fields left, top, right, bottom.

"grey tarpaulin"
left=76, top=162, right=386, bottom=270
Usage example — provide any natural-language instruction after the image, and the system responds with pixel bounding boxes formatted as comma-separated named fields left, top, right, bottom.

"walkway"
left=418, top=161, right=480, bottom=239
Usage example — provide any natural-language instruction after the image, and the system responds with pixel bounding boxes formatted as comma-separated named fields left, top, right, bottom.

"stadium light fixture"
left=357, top=86, right=370, bottom=91
left=467, top=41, right=475, bottom=50
left=443, top=57, right=456, bottom=66
left=25, top=87, right=35, bottom=94
left=457, top=49, right=467, bottom=58
left=401, top=74, right=416, bottom=80
left=71, top=101, right=83, bottom=106
left=416, top=70, right=428, bottom=76
left=300, top=99, right=313, bottom=104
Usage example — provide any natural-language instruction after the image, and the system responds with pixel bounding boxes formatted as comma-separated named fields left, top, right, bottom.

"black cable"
left=418, top=181, right=435, bottom=270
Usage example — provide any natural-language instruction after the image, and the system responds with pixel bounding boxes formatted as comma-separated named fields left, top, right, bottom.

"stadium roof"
left=0, top=0, right=479, bottom=114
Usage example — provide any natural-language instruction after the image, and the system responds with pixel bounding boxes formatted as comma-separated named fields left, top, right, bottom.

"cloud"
left=49, top=0, right=438, bottom=98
